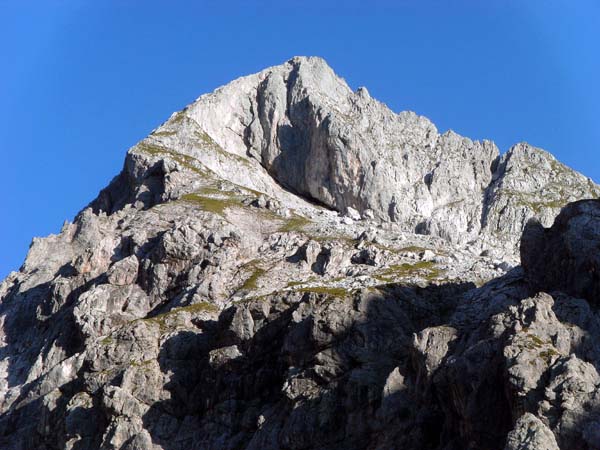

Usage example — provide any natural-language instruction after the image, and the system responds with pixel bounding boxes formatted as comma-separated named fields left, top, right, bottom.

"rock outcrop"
left=93, top=56, right=599, bottom=262
left=522, top=199, right=600, bottom=304
left=1, top=57, right=600, bottom=450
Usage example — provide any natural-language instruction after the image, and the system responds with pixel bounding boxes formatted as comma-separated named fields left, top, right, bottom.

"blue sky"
left=1, top=0, right=599, bottom=278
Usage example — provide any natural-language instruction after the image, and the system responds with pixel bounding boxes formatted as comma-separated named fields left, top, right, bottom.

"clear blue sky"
left=1, top=1, right=599, bottom=278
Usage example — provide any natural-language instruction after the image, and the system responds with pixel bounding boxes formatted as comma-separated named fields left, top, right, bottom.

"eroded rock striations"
left=1, top=57, right=600, bottom=449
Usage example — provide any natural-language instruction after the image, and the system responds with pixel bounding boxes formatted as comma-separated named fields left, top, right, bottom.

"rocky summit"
left=1, top=56, right=600, bottom=450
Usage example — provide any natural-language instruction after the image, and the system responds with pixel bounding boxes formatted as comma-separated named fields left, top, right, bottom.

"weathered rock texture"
left=522, top=199, right=600, bottom=304
left=1, top=57, right=600, bottom=450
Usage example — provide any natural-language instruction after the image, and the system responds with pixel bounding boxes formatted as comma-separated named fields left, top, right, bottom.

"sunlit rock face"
left=1, top=57, right=600, bottom=450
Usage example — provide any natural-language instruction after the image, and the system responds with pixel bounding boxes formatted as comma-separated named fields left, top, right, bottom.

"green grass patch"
left=375, top=261, right=441, bottom=283
left=143, top=301, right=219, bottom=331
left=170, top=110, right=188, bottom=126
left=177, top=301, right=220, bottom=314
left=180, top=193, right=240, bottom=215
left=528, top=334, right=546, bottom=347
left=233, top=293, right=273, bottom=304
left=520, top=333, right=548, bottom=350
left=198, top=185, right=237, bottom=196
left=500, top=190, right=567, bottom=215
left=279, top=214, right=312, bottom=233
left=134, top=142, right=209, bottom=178
left=539, top=348, right=559, bottom=363
left=297, top=286, right=350, bottom=298
left=129, top=359, right=155, bottom=368
left=241, top=267, right=266, bottom=291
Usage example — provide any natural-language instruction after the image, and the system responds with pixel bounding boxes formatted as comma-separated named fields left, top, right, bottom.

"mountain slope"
left=1, top=57, right=600, bottom=450
left=94, top=56, right=599, bottom=262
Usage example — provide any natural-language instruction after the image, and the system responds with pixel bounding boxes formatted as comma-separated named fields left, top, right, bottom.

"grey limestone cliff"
left=1, top=57, right=600, bottom=450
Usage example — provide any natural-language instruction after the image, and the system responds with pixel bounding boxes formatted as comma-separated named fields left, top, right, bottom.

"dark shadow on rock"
left=0, top=375, right=105, bottom=450
left=89, top=156, right=171, bottom=215
left=0, top=260, right=539, bottom=450
left=0, top=271, right=106, bottom=445
left=521, top=200, right=600, bottom=305
left=141, top=280, right=514, bottom=450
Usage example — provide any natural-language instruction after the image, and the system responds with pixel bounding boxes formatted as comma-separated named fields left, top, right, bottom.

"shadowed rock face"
left=2, top=57, right=600, bottom=450
left=522, top=199, right=600, bottom=304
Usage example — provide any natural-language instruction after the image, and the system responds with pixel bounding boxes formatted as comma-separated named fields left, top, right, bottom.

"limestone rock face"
left=521, top=199, right=600, bottom=303
left=505, top=413, right=559, bottom=450
left=2, top=57, right=600, bottom=449
left=180, top=56, right=598, bottom=260
left=91, top=57, right=599, bottom=263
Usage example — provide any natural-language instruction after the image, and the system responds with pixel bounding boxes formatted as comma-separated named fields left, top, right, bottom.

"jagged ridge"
left=1, top=57, right=600, bottom=450
left=94, top=56, right=599, bottom=263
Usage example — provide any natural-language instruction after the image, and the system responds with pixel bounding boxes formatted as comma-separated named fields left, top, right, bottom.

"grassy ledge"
left=133, top=142, right=209, bottom=178
left=278, top=214, right=312, bottom=233
left=143, top=301, right=219, bottom=331
left=297, top=286, right=350, bottom=298
left=375, top=261, right=441, bottom=283
left=180, top=193, right=240, bottom=216
left=241, top=267, right=266, bottom=291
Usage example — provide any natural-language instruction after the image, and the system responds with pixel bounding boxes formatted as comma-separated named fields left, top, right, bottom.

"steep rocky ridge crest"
left=1, top=57, right=600, bottom=450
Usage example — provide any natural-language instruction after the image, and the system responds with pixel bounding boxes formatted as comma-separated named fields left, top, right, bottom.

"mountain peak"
left=3, top=57, right=600, bottom=450
left=287, top=55, right=330, bottom=66
left=92, top=58, right=599, bottom=263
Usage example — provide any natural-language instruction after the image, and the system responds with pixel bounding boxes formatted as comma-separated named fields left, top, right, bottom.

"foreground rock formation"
left=1, top=57, right=599, bottom=449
